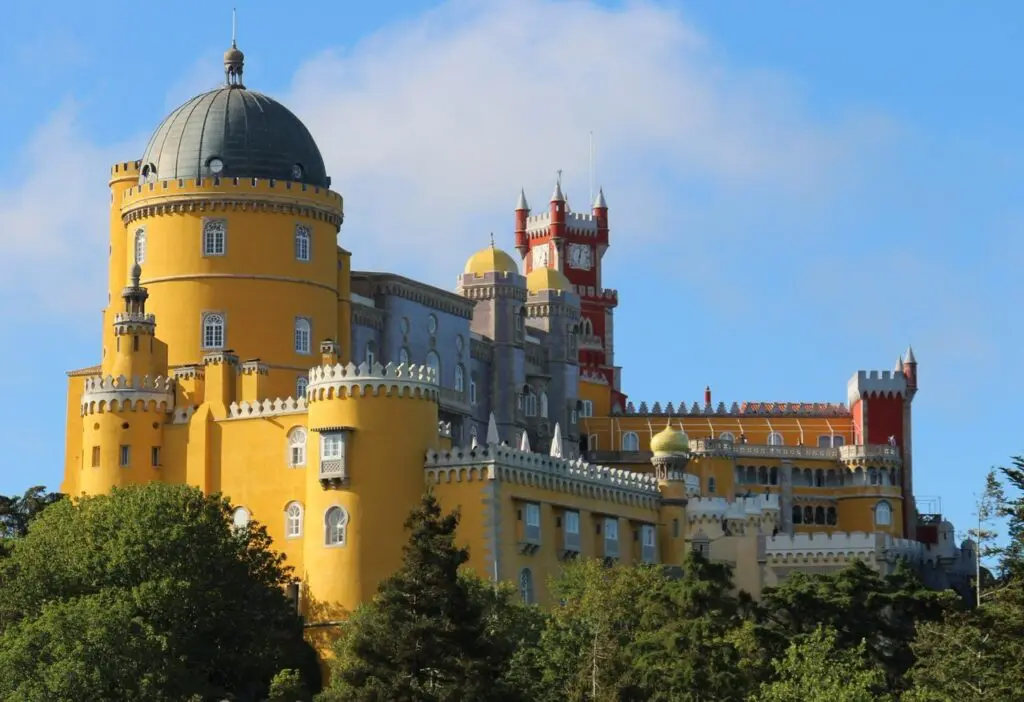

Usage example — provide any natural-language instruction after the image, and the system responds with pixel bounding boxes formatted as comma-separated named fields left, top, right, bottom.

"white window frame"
left=719, top=432, right=735, bottom=442
left=232, top=506, right=251, bottom=531
left=294, top=224, right=311, bottom=262
left=202, top=219, right=227, bottom=257
left=134, top=227, right=146, bottom=264
left=295, top=377, right=308, bottom=399
left=641, top=524, right=657, bottom=564
left=524, top=389, right=537, bottom=417
left=454, top=365, right=465, bottom=393
left=287, top=427, right=307, bottom=467
left=285, top=502, right=303, bottom=539
left=426, top=350, right=441, bottom=380
left=621, top=431, right=639, bottom=452
left=767, top=431, right=784, bottom=446
left=322, top=434, right=344, bottom=460
left=150, top=446, right=161, bottom=467
left=603, top=517, right=619, bottom=558
left=539, top=391, right=549, bottom=418
left=325, top=506, right=349, bottom=547
left=581, top=400, right=594, bottom=417
left=202, top=313, right=225, bottom=350
left=294, top=317, right=312, bottom=355
left=524, top=502, right=541, bottom=543
left=875, top=500, right=893, bottom=527
left=564, top=510, right=581, bottom=552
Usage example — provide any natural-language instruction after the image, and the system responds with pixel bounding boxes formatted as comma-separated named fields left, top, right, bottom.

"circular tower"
left=302, top=356, right=440, bottom=614
left=649, top=423, right=698, bottom=565
left=116, top=44, right=344, bottom=400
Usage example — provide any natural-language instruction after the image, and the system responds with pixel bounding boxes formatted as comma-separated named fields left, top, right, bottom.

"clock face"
left=531, top=244, right=550, bottom=270
left=292, top=163, right=304, bottom=180
left=568, top=243, right=592, bottom=270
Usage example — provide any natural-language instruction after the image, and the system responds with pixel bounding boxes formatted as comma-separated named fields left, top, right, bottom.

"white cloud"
left=285, top=0, right=893, bottom=280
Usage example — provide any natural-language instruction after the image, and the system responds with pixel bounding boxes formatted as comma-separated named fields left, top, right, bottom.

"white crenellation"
left=172, top=365, right=205, bottom=381
left=623, top=400, right=850, bottom=417
left=524, top=210, right=600, bottom=236
left=424, top=443, right=660, bottom=508
left=202, top=351, right=238, bottom=366
left=81, top=375, right=176, bottom=415
left=226, top=396, right=307, bottom=420
left=239, top=360, right=269, bottom=376
left=307, top=361, right=438, bottom=402
left=764, top=530, right=947, bottom=567
left=687, top=494, right=780, bottom=524
left=847, top=370, right=907, bottom=405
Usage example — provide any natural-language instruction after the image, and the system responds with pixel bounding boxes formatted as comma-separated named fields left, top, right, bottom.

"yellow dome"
left=526, top=266, right=573, bottom=294
left=464, top=245, right=520, bottom=276
left=650, top=424, right=690, bottom=455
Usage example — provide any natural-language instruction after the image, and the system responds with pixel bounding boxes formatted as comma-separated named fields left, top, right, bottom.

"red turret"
left=593, top=187, right=608, bottom=246
left=903, top=345, right=918, bottom=397
left=704, top=385, right=712, bottom=406
left=514, top=189, right=529, bottom=256
left=549, top=176, right=566, bottom=244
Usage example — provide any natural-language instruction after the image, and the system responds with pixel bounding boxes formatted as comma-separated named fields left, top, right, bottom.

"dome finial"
left=224, top=8, right=245, bottom=87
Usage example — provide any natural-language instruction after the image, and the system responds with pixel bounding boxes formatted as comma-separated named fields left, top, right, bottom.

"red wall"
left=865, top=394, right=904, bottom=447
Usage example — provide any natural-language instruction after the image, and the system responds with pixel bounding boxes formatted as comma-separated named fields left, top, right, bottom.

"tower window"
left=519, top=568, right=534, bottom=604
left=539, top=391, right=549, bottom=418
left=202, top=313, right=225, bottom=350
left=285, top=502, right=304, bottom=539
left=621, top=431, right=639, bottom=452
left=296, top=377, right=308, bottom=399
left=91, top=446, right=100, bottom=467
left=455, top=364, right=465, bottom=393
left=294, top=224, right=311, bottom=262
left=287, top=427, right=307, bottom=467
left=875, top=501, right=893, bottom=527
left=150, top=446, right=161, bottom=467
left=469, top=376, right=478, bottom=405
left=118, top=445, right=130, bottom=468
left=294, top=318, right=312, bottom=354
left=134, top=228, right=146, bottom=264
left=232, top=507, right=251, bottom=531
left=202, top=219, right=227, bottom=256
left=325, top=506, right=349, bottom=547
left=426, top=350, right=441, bottom=381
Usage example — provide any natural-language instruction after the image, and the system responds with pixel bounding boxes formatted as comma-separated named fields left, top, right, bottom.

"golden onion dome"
left=525, top=266, right=573, bottom=294
left=650, top=424, right=690, bottom=456
left=464, top=244, right=520, bottom=276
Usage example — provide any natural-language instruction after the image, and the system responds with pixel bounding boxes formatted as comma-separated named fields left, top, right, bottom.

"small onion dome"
left=464, top=245, right=520, bottom=276
left=526, top=267, right=573, bottom=294
left=650, top=424, right=690, bottom=456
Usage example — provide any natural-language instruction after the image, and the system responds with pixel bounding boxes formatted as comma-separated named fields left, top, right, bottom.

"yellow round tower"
left=302, top=356, right=440, bottom=616
left=114, top=44, right=345, bottom=400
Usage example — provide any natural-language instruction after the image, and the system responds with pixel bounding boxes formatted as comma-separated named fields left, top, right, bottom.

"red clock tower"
left=514, top=175, right=627, bottom=412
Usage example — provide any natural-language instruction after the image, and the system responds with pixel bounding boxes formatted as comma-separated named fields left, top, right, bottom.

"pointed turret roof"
left=486, top=412, right=500, bottom=444
left=593, top=187, right=607, bottom=208
left=905, top=345, right=917, bottom=363
left=551, top=179, right=565, bottom=203
left=519, top=431, right=531, bottom=452
left=516, top=188, right=529, bottom=211
left=549, top=423, right=564, bottom=458
left=894, top=356, right=904, bottom=373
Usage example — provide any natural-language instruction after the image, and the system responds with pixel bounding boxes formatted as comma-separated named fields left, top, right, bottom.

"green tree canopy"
left=0, top=482, right=316, bottom=702
left=0, top=486, right=63, bottom=556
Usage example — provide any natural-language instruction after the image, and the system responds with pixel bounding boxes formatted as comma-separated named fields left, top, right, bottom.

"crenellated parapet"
left=838, top=444, right=902, bottom=466
left=81, top=375, right=176, bottom=415
left=307, top=361, right=438, bottom=402
left=847, top=370, right=907, bottom=405
left=623, top=400, right=850, bottom=417
left=424, top=443, right=661, bottom=508
left=226, top=397, right=307, bottom=420
left=764, top=530, right=947, bottom=567
left=113, top=311, right=156, bottom=335
left=688, top=494, right=780, bottom=524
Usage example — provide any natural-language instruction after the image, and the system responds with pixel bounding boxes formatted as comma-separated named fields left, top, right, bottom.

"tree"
left=0, top=486, right=63, bottom=556
left=752, top=626, right=891, bottom=702
left=968, top=468, right=1006, bottom=605
left=0, top=483, right=316, bottom=701
left=266, top=669, right=311, bottom=702
left=322, top=491, right=522, bottom=701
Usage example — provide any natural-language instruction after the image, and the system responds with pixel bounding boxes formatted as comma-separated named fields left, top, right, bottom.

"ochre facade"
left=63, top=44, right=975, bottom=669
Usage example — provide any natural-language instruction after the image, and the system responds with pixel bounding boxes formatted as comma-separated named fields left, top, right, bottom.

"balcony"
left=438, top=387, right=471, bottom=415
left=838, top=444, right=902, bottom=465
left=689, top=439, right=837, bottom=461
left=319, top=459, right=347, bottom=488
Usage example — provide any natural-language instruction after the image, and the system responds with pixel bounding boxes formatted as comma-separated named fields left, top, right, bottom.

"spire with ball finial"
left=224, top=8, right=245, bottom=87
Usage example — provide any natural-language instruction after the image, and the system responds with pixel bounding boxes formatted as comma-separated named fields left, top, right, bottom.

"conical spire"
left=516, top=188, right=529, bottom=211
left=593, top=187, right=607, bottom=208
left=551, top=170, right=565, bottom=203
left=894, top=356, right=904, bottom=373
left=486, top=412, right=500, bottom=445
left=549, top=423, right=563, bottom=458
left=519, top=430, right=531, bottom=452
left=904, top=345, right=917, bottom=364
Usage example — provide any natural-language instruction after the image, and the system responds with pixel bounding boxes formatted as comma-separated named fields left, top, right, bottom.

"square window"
left=203, top=220, right=226, bottom=256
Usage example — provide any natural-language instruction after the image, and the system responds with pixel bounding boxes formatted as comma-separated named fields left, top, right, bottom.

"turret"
left=549, top=174, right=566, bottom=252
left=903, top=345, right=918, bottom=397
left=592, top=187, right=608, bottom=245
left=649, top=423, right=697, bottom=566
left=108, top=264, right=169, bottom=381
left=514, top=189, right=530, bottom=256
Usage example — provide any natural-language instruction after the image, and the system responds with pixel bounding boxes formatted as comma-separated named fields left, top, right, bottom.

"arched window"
left=203, top=219, right=226, bottom=256
left=587, top=434, right=598, bottom=451
left=814, top=506, right=825, bottom=525
left=232, top=506, right=250, bottom=531
left=325, top=506, right=349, bottom=546
left=425, top=351, right=441, bottom=381
left=815, top=469, right=825, bottom=487
left=767, top=431, right=784, bottom=446
left=287, top=427, right=306, bottom=467
left=285, top=502, right=303, bottom=538
left=622, top=432, right=639, bottom=452
left=469, top=376, right=478, bottom=405
left=770, top=467, right=779, bottom=485
left=455, top=365, right=465, bottom=393
left=134, top=228, right=146, bottom=264
left=707, top=477, right=717, bottom=494
left=792, top=505, right=802, bottom=524
left=803, top=506, right=813, bottom=524
left=875, top=501, right=893, bottom=527
left=202, top=313, right=225, bottom=349
left=519, top=568, right=534, bottom=604
left=294, top=318, right=311, bottom=354
left=582, top=318, right=593, bottom=336
left=364, top=340, right=376, bottom=367
left=294, top=224, right=311, bottom=262
left=539, top=391, right=549, bottom=418
left=524, top=387, right=537, bottom=417
left=398, top=347, right=410, bottom=365
left=826, top=507, right=838, bottom=525
left=296, top=377, right=308, bottom=399
left=719, top=432, right=735, bottom=442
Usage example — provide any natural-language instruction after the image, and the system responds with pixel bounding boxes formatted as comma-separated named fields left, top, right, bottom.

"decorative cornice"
left=351, top=302, right=386, bottom=330
left=122, top=197, right=342, bottom=229
left=226, top=397, right=308, bottom=420
left=352, top=272, right=477, bottom=319
left=81, top=375, right=176, bottom=415
left=624, top=400, right=851, bottom=417
left=471, top=338, right=494, bottom=363
left=307, top=361, right=439, bottom=401
left=457, top=282, right=528, bottom=303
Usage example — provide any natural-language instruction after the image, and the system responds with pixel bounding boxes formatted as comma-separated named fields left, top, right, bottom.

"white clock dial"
left=531, top=244, right=549, bottom=269
left=568, top=243, right=592, bottom=270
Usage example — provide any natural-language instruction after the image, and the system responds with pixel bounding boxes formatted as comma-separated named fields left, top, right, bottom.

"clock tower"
left=514, top=178, right=626, bottom=413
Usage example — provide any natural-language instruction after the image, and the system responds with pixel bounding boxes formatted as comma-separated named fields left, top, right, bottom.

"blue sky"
left=0, top=0, right=1019, bottom=539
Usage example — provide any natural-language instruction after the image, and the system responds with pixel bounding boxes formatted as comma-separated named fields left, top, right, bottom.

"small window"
left=767, top=431, right=784, bottom=446
left=469, top=377, right=478, bottom=405
left=621, top=432, right=639, bottom=452
left=322, top=434, right=344, bottom=460
left=832, top=436, right=845, bottom=447
left=792, top=505, right=803, bottom=524
left=455, top=365, right=465, bottom=392
left=581, top=400, right=594, bottom=417
left=519, top=568, right=534, bottom=604
left=134, top=228, right=146, bottom=264
left=288, top=427, right=307, bottom=467
left=296, top=377, right=308, bottom=398
left=707, top=477, right=717, bottom=494
left=202, top=313, right=225, bottom=350
left=426, top=350, right=441, bottom=379
left=539, top=391, right=549, bottom=418
left=398, top=347, right=410, bottom=365
left=294, top=224, right=311, bottom=262
left=118, top=445, right=130, bottom=468
left=571, top=409, right=578, bottom=424
left=587, top=434, right=598, bottom=451
left=875, top=501, right=893, bottom=527
left=325, top=506, right=349, bottom=546
left=91, top=446, right=100, bottom=467
left=232, top=507, right=251, bottom=531
left=672, top=518, right=680, bottom=538
left=827, top=507, right=838, bottom=525
left=719, top=432, right=735, bottom=442
left=203, top=219, right=226, bottom=256
left=365, top=340, right=376, bottom=367
left=524, top=388, right=537, bottom=417
left=285, top=502, right=303, bottom=538
left=641, top=524, right=657, bottom=563
left=565, top=510, right=580, bottom=535
left=295, top=318, right=312, bottom=355
left=525, top=503, right=541, bottom=528
left=150, top=446, right=161, bottom=467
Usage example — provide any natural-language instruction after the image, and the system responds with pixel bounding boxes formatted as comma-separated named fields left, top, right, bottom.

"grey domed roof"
left=138, top=86, right=330, bottom=188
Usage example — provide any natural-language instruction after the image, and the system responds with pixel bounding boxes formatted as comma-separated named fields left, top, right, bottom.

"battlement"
left=577, top=286, right=618, bottom=304
left=121, top=176, right=343, bottom=210
left=764, top=530, right=946, bottom=566
left=847, top=370, right=907, bottom=405
left=114, top=312, right=156, bottom=325
left=226, top=397, right=308, bottom=420
left=307, top=361, right=438, bottom=402
left=425, top=442, right=660, bottom=506
left=688, top=494, right=780, bottom=522
left=621, top=400, right=850, bottom=417
left=525, top=211, right=601, bottom=236
left=80, top=374, right=176, bottom=415
left=110, top=160, right=142, bottom=178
